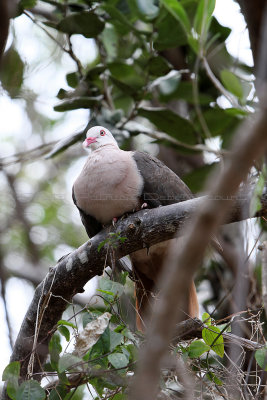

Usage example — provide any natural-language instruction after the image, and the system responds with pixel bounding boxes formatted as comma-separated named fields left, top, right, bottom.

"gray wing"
left=132, top=151, right=192, bottom=207
left=72, top=186, right=102, bottom=238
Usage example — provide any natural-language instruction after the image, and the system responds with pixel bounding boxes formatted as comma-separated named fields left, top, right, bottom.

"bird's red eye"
left=100, top=130, right=106, bottom=136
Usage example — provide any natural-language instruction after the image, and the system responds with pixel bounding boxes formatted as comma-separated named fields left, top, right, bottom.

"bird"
left=72, top=125, right=199, bottom=330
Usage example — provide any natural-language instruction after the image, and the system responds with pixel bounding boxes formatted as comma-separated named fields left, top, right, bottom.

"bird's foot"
left=141, top=202, right=148, bottom=209
left=112, top=217, right=118, bottom=227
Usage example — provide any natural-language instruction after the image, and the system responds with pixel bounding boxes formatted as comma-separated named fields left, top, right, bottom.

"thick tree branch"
left=236, top=0, right=266, bottom=65
left=5, top=187, right=267, bottom=386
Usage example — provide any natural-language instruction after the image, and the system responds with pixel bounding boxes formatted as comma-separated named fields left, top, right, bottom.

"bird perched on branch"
left=72, top=125, right=199, bottom=329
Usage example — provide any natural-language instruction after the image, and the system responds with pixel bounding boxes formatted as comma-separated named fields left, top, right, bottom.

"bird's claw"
left=141, top=202, right=148, bottom=209
left=112, top=217, right=118, bottom=226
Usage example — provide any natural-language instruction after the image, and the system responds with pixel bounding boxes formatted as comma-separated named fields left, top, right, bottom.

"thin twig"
left=125, top=123, right=228, bottom=156
left=23, top=11, right=83, bottom=75
left=0, top=140, right=58, bottom=167
left=66, top=35, right=83, bottom=77
left=203, top=56, right=242, bottom=109
left=23, top=10, right=67, bottom=53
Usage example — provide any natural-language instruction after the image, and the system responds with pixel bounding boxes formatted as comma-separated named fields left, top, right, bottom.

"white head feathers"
left=83, top=126, right=119, bottom=151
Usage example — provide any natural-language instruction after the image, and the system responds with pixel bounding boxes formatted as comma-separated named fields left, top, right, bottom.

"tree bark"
left=237, top=0, right=266, bottom=65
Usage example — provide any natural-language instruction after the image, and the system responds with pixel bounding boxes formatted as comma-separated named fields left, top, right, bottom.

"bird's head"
left=83, top=126, right=119, bottom=151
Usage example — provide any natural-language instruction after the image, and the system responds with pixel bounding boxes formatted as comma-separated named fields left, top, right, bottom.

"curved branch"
left=6, top=187, right=266, bottom=383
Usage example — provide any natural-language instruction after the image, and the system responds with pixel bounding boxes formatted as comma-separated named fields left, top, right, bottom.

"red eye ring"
left=100, top=130, right=106, bottom=136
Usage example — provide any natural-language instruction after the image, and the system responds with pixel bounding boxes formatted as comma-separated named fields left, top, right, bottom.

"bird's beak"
left=83, top=136, right=97, bottom=147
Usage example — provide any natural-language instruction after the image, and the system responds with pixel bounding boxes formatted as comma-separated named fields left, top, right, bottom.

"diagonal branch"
left=5, top=185, right=266, bottom=385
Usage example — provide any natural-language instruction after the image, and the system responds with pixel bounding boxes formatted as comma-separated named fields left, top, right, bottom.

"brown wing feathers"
left=131, top=151, right=199, bottom=329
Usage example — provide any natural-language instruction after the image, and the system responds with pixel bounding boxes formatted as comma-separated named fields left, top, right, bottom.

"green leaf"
left=98, top=289, right=114, bottom=296
left=210, top=17, right=231, bottom=42
left=136, top=0, right=159, bottom=20
left=188, top=340, right=210, bottom=358
left=20, top=0, right=37, bottom=6
left=138, top=107, right=196, bottom=144
left=217, top=323, right=231, bottom=333
left=188, top=34, right=199, bottom=53
left=224, top=107, right=248, bottom=117
left=109, top=330, right=124, bottom=351
left=160, top=0, right=191, bottom=34
left=112, top=394, right=126, bottom=400
left=255, top=347, right=267, bottom=370
left=98, top=277, right=124, bottom=301
left=16, top=380, right=46, bottom=400
left=82, top=310, right=103, bottom=328
left=101, top=5, right=137, bottom=35
left=202, top=326, right=224, bottom=358
left=108, top=62, right=145, bottom=89
left=200, top=108, right=238, bottom=137
left=54, top=96, right=103, bottom=112
left=147, top=56, right=171, bottom=77
left=49, top=333, right=62, bottom=370
left=57, top=319, right=77, bottom=329
left=66, top=72, right=79, bottom=88
left=49, top=385, right=68, bottom=400
left=154, top=11, right=187, bottom=50
left=58, top=354, right=82, bottom=373
left=194, top=0, right=215, bottom=36
left=220, top=70, right=243, bottom=99
left=65, top=385, right=85, bottom=400
left=90, top=327, right=123, bottom=357
left=110, top=76, right=138, bottom=96
left=159, top=80, right=213, bottom=105
left=108, top=353, right=129, bottom=369
left=2, top=361, right=20, bottom=382
left=153, top=71, right=181, bottom=96
left=121, top=328, right=137, bottom=343
left=183, top=163, right=216, bottom=193
left=57, top=88, right=68, bottom=100
left=125, top=344, right=138, bottom=362
left=58, top=326, right=70, bottom=342
left=57, top=12, right=105, bottom=38
left=206, top=371, right=223, bottom=385
left=202, top=312, right=211, bottom=325
left=2, top=361, right=21, bottom=400
left=97, top=240, right=106, bottom=252
left=102, top=24, right=118, bottom=61
left=18, top=0, right=37, bottom=12
left=0, top=46, right=24, bottom=98
left=250, top=165, right=267, bottom=215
